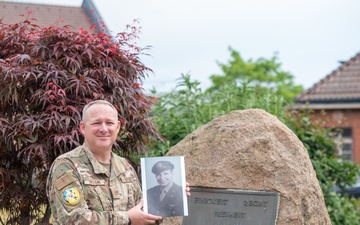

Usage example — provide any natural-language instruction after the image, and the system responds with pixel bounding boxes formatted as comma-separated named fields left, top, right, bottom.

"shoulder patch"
left=62, top=186, right=81, bottom=206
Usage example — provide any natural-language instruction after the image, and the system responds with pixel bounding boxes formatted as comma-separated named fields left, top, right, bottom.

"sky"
left=5, top=0, right=360, bottom=93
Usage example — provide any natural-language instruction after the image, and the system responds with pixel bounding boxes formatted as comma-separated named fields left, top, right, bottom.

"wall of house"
left=310, top=109, right=360, bottom=163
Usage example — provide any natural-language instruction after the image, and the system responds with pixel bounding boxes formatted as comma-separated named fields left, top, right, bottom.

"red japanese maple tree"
left=0, top=17, right=160, bottom=224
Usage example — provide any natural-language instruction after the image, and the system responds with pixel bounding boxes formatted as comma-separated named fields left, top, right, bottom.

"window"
left=334, top=127, right=353, bottom=162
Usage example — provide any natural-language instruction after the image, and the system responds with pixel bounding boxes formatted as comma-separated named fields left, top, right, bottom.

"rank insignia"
left=62, top=186, right=81, bottom=205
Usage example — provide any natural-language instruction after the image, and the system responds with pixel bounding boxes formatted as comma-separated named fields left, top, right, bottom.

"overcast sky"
left=5, top=0, right=360, bottom=93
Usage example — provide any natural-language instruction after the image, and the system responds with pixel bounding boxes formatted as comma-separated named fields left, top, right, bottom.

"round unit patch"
left=62, top=186, right=81, bottom=205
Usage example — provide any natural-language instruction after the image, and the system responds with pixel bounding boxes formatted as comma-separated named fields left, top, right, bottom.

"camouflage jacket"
left=46, top=144, right=142, bottom=225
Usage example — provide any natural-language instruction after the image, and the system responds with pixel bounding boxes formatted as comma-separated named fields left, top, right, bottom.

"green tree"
left=209, top=47, right=303, bottom=103
left=149, top=73, right=286, bottom=155
left=0, top=18, right=160, bottom=224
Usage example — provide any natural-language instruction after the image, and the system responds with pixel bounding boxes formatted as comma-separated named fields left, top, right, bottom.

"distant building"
left=293, top=53, right=360, bottom=163
left=0, top=0, right=109, bottom=34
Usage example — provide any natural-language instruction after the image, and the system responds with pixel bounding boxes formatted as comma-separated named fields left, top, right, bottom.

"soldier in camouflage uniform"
left=46, top=100, right=163, bottom=224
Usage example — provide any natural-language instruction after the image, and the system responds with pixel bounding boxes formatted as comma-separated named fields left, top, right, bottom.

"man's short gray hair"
left=82, top=100, right=118, bottom=122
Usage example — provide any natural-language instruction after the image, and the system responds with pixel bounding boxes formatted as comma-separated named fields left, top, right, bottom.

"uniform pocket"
left=83, top=179, right=112, bottom=211
left=112, top=176, right=135, bottom=210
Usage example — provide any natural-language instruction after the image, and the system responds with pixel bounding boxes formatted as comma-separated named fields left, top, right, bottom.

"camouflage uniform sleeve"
left=129, top=163, right=143, bottom=204
left=46, top=158, right=131, bottom=225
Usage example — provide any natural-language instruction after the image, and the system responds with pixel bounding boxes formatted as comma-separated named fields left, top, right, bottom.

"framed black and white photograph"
left=141, top=156, right=188, bottom=217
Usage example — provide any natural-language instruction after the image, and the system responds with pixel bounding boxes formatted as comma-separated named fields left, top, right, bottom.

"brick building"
left=293, top=53, right=360, bottom=163
left=0, top=0, right=107, bottom=34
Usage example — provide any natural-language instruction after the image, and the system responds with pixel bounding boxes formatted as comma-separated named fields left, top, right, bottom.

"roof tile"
left=0, top=1, right=93, bottom=31
left=295, top=53, right=360, bottom=103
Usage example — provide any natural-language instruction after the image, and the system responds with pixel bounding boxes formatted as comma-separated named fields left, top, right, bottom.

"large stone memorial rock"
left=162, top=109, right=331, bottom=225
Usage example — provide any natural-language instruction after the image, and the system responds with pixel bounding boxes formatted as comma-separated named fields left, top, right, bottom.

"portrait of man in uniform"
left=141, top=156, right=188, bottom=217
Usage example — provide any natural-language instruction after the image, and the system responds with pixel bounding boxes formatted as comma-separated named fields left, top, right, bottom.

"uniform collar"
left=82, top=144, right=111, bottom=177
left=82, top=144, right=127, bottom=180
left=161, top=181, right=174, bottom=193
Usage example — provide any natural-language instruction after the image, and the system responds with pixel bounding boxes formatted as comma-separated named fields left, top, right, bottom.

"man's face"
left=80, top=104, right=120, bottom=152
left=155, top=169, right=174, bottom=187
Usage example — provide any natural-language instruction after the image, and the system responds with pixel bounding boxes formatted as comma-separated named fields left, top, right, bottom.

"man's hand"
left=127, top=200, right=162, bottom=225
left=185, top=182, right=191, bottom=197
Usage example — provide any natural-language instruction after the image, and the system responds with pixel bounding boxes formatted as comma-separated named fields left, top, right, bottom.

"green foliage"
left=150, top=73, right=360, bottom=224
left=324, top=191, right=360, bottom=224
left=286, top=112, right=359, bottom=187
left=149, top=73, right=286, bottom=151
left=0, top=17, right=160, bottom=224
left=209, top=47, right=303, bottom=103
left=286, top=110, right=360, bottom=224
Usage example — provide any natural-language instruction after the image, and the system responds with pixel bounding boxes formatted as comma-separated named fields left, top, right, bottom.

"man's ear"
left=79, top=121, right=85, bottom=135
left=116, top=121, right=121, bottom=132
